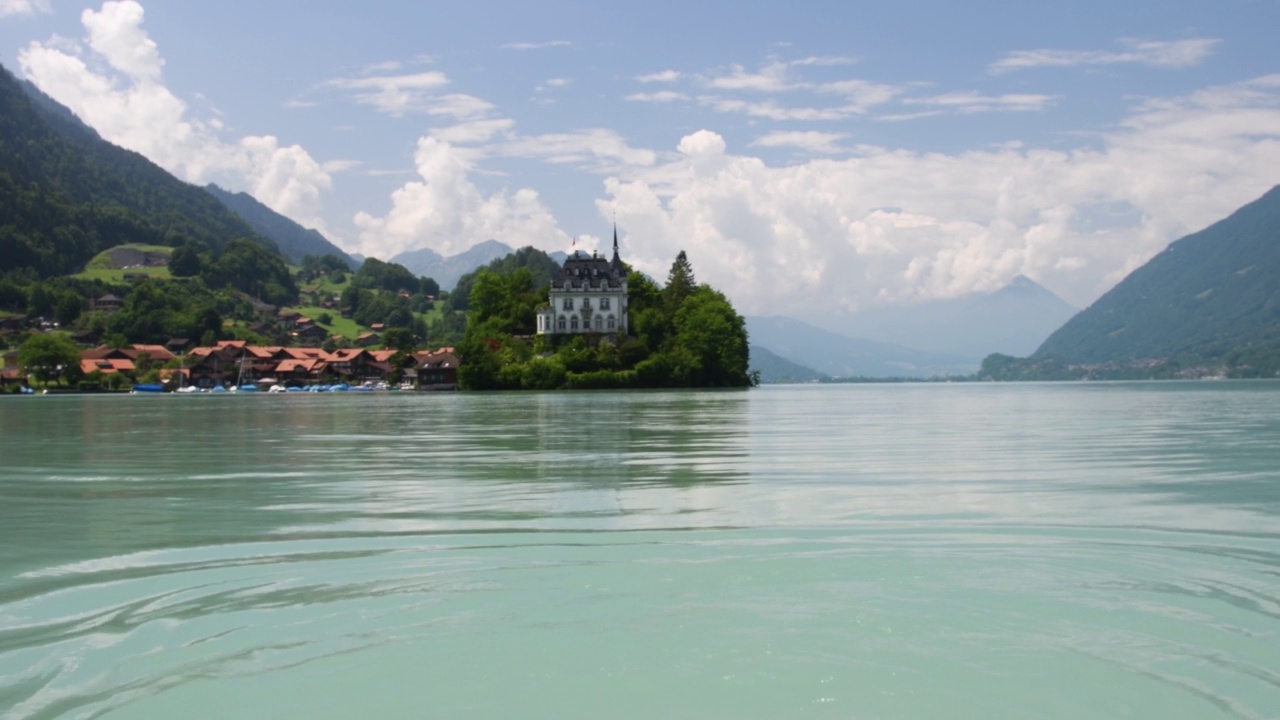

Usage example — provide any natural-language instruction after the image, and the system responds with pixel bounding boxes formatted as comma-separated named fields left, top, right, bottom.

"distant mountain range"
left=747, top=345, right=828, bottom=383
left=1035, top=184, right=1280, bottom=364
left=204, top=184, right=356, bottom=268
left=391, top=240, right=567, bottom=289
left=815, top=275, right=1077, bottom=358
left=746, top=316, right=977, bottom=378
left=746, top=276, right=1077, bottom=378
left=392, top=240, right=515, bottom=290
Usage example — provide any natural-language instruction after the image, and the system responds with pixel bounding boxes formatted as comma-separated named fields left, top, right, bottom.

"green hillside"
left=1035, top=185, right=1280, bottom=365
left=0, top=62, right=274, bottom=279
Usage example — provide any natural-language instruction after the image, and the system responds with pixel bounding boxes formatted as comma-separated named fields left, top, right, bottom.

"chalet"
left=166, top=338, right=192, bottom=354
left=415, top=348, right=459, bottom=390
left=294, top=324, right=329, bottom=346
left=1, top=350, right=24, bottom=388
left=355, top=332, right=380, bottom=347
left=325, top=348, right=374, bottom=383
left=0, top=315, right=30, bottom=332
left=536, top=227, right=628, bottom=336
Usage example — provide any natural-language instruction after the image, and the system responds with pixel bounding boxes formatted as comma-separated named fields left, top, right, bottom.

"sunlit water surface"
left=2, top=383, right=1279, bottom=719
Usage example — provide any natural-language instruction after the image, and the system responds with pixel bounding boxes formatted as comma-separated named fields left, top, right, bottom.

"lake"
left=1, top=383, right=1278, bottom=719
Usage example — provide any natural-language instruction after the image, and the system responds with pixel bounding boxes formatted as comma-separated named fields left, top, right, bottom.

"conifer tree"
left=664, top=250, right=697, bottom=312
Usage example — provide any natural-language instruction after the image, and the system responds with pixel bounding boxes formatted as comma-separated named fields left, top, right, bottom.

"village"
left=3, top=337, right=459, bottom=393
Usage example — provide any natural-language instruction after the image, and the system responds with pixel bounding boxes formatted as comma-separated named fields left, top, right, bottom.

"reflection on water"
left=1, top=383, right=1279, bottom=719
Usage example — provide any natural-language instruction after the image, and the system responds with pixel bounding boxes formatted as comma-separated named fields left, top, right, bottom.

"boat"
left=132, top=384, right=165, bottom=393
left=231, top=349, right=259, bottom=392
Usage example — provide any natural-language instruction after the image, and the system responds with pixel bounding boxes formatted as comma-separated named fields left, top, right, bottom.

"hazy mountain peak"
left=390, top=239, right=516, bottom=290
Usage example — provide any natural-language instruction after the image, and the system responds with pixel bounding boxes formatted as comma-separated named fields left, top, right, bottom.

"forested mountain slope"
left=205, top=184, right=355, bottom=267
left=1035, top=185, right=1280, bottom=364
left=0, top=63, right=271, bottom=278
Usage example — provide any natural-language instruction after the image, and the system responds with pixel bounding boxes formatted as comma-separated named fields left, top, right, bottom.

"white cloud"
left=81, top=0, right=163, bottom=81
left=816, top=79, right=902, bottom=111
left=697, top=95, right=857, bottom=121
left=361, top=60, right=403, bottom=74
left=18, top=0, right=334, bottom=235
left=624, top=91, right=689, bottom=103
left=990, top=37, right=1220, bottom=75
left=751, top=131, right=849, bottom=154
left=790, top=55, right=858, bottom=67
left=704, top=61, right=797, bottom=92
left=498, top=128, right=657, bottom=171
left=501, top=40, right=571, bottom=50
left=428, top=118, right=515, bottom=145
left=0, top=0, right=50, bottom=18
left=353, top=137, right=568, bottom=258
left=599, top=76, right=1280, bottom=314
left=326, top=71, right=451, bottom=115
left=636, top=69, right=682, bottom=83
left=903, top=91, right=1056, bottom=114
left=322, top=159, right=362, bottom=173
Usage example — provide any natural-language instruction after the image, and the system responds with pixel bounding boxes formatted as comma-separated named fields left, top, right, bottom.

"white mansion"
left=536, top=229, right=629, bottom=336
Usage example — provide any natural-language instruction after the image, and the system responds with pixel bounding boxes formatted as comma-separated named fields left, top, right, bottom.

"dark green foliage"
left=669, top=286, right=751, bottom=387
left=203, top=238, right=298, bottom=306
left=168, top=242, right=204, bottom=277
left=102, top=280, right=224, bottom=344
left=1035, top=185, right=1280, bottom=365
left=18, top=332, right=81, bottom=385
left=353, top=257, right=425, bottom=294
left=382, top=327, right=416, bottom=353
left=664, top=250, right=697, bottom=314
left=457, top=250, right=751, bottom=390
left=0, top=64, right=277, bottom=279
left=448, top=246, right=561, bottom=312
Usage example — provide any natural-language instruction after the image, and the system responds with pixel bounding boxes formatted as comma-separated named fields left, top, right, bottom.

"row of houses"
left=79, top=340, right=459, bottom=390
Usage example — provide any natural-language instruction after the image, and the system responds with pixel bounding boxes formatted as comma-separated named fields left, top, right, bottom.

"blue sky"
left=2, top=0, right=1279, bottom=314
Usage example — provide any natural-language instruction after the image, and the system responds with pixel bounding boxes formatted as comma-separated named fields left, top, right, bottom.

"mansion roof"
left=551, top=249, right=626, bottom=291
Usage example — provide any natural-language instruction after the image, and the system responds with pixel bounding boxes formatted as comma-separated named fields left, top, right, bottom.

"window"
left=607, top=315, right=616, bottom=330
left=562, top=298, right=574, bottom=311
left=582, top=298, right=592, bottom=311
left=600, top=297, right=610, bottom=310
left=595, top=316, right=603, bottom=331
left=570, top=317, right=579, bottom=331
left=602, top=281, right=609, bottom=290
left=557, top=316, right=566, bottom=331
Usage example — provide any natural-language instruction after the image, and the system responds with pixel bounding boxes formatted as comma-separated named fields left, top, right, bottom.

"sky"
left=2, top=0, right=1279, bottom=315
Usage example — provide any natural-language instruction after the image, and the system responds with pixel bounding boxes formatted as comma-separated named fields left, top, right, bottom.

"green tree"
left=664, top=250, right=697, bottom=313
left=169, top=242, right=204, bottom=277
left=19, top=333, right=82, bottom=386
left=382, top=327, right=417, bottom=353
left=669, top=286, right=751, bottom=387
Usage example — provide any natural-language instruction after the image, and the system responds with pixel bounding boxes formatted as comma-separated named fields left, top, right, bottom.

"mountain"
left=205, top=184, right=356, bottom=267
left=748, top=345, right=829, bottom=383
left=815, top=276, right=1077, bottom=359
left=0, top=63, right=275, bottom=278
left=391, top=239, right=515, bottom=290
left=746, top=316, right=977, bottom=378
left=1035, top=185, right=1280, bottom=364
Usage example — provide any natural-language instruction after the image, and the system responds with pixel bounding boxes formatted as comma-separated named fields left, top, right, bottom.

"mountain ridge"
left=746, top=315, right=977, bottom=378
left=1034, top=184, right=1280, bottom=364
left=815, top=275, right=1077, bottom=359
left=0, top=62, right=277, bottom=278
left=204, top=184, right=356, bottom=268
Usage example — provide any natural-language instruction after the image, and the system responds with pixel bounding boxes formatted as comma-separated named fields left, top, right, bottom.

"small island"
left=457, top=231, right=752, bottom=390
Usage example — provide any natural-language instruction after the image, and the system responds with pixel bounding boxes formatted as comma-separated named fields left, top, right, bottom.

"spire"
left=611, top=223, right=620, bottom=263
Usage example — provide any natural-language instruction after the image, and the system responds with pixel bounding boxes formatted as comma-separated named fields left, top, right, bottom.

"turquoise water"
left=1, top=383, right=1279, bottom=718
